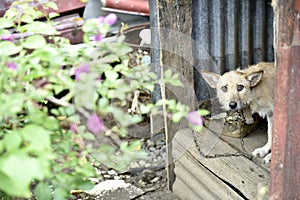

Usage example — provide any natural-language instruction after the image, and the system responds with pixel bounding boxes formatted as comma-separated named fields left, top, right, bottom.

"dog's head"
left=201, top=69, right=263, bottom=111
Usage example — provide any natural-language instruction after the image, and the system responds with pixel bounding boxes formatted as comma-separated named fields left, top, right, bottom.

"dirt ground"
left=72, top=137, right=181, bottom=200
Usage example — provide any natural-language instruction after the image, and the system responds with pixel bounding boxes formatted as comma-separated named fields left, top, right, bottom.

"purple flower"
left=94, top=33, right=103, bottom=41
left=87, top=113, right=105, bottom=134
left=187, top=111, right=203, bottom=126
left=33, top=78, right=49, bottom=88
left=70, top=123, right=78, bottom=134
left=1, top=34, right=14, bottom=41
left=104, top=13, right=118, bottom=26
left=93, top=16, right=105, bottom=26
left=75, top=63, right=90, bottom=80
left=6, top=62, right=17, bottom=70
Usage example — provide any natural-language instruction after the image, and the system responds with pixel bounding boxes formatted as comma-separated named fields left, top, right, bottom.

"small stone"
left=145, top=163, right=151, bottom=168
left=154, top=149, right=161, bottom=156
left=139, top=160, right=146, bottom=166
left=88, top=177, right=100, bottom=183
left=130, top=161, right=140, bottom=169
left=150, top=177, right=160, bottom=183
left=120, top=174, right=131, bottom=179
left=107, top=170, right=116, bottom=175
left=147, top=140, right=155, bottom=147
left=149, top=147, right=156, bottom=152
left=114, top=176, right=121, bottom=180
left=103, top=175, right=110, bottom=179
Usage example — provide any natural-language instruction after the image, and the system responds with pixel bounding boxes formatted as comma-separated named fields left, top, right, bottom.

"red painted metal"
left=0, top=1, right=85, bottom=44
left=10, top=14, right=84, bottom=44
left=0, top=0, right=85, bottom=17
left=101, top=0, right=149, bottom=16
left=55, top=0, right=85, bottom=14
left=270, top=0, right=300, bottom=199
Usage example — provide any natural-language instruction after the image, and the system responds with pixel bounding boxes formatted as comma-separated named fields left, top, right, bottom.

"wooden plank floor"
left=172, top=122, right=270, bottom=200
left=220, top=120, right=270, bottom=171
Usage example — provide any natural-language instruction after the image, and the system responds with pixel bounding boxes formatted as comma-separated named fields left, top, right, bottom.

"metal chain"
left=192, top=110, right=254, bottom=160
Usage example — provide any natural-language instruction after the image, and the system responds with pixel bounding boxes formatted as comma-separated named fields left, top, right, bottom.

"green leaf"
left=0, top=151, right=50, bottom=198
left=105, top=70, right=118, bottom=81
left=198, top=109, right=210, bottom=116
left=3, top=8, right=18, bottom=20
left=0, top=41, right=22, bottom=56
left=139, top=104, right=153, bottom=114
left=21, top=125, right=52, bottom=153
left=45, top=2, right=59, bottom=10
left=2, top=131, right=22, bottom=153
left=121, top=140, right=142, bottom=152
left=82, top=132, right=96, bottom=140
left=44, top=116, right=60, bottom=130
left=23, top=22, right=59, bottom=35
left=53, top=188, right=67, bottom=200
left=0, top=18, right=14, bottom=29
left=22, top=35, right=46, bottom=49
left=172, top=112, right=183, bottom=123
left=20, top=14, right=34, bottom=23
left=34, top=182, right=52, bottom=200
left=27, top=109, right=60, bottom=131
left=169, top=79, right=184, bottom=87
left=0, top=93, right=25, bottom=116
left=144, top=83, right=155, bottom=91
left=49, top=12, right=60, bottom=19
left=164, top=69, right=172, bottom=79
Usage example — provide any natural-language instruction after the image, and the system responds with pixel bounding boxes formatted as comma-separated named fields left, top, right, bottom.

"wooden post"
left=153, top=0, right=195, bottom=190
left=270, top=0, right=300, bottom=199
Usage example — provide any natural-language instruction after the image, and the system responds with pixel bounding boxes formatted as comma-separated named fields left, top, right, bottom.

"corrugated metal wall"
left=192, top=0, right=274, bottom=101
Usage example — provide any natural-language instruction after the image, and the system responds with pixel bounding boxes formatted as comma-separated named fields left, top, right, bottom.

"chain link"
left=192, top=110, right=254, bottom=160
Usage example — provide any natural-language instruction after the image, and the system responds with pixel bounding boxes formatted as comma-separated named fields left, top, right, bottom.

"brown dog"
left=201, top=62, right=275, bottom=163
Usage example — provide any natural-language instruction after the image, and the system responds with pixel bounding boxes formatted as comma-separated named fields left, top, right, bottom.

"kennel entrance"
left=149, top=0, right=300, bottom=199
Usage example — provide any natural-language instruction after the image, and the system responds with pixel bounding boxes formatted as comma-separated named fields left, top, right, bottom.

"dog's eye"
left=237, top=85, right=244, bottom=91
left=221, top=86, right=227, bottom=92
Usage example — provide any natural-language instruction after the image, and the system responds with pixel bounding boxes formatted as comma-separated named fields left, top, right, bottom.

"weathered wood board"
left=173, top=148, right=244, bottom=200
left=151, top=0, right=195, bottom=190
left=172, top=127, right=270, bottom=199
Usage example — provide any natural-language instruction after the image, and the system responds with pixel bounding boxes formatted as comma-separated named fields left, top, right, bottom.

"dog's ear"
left=246, top=71, right=263, bottom=87
left=201, top=70, right=220, bottom=88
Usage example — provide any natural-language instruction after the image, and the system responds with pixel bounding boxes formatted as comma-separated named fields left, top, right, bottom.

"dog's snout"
left=229, top=101, right=237, bottom=109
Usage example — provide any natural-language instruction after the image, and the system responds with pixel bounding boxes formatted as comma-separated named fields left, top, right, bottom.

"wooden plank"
left=173, top=128, right=270, bottom=199
left=270, top=0, right=300, bottom=198
left=173, top=146, right=244, bottom=200
left=220, top=122, right=270, bottom=171
left=153, top=0, right=195, bottom=190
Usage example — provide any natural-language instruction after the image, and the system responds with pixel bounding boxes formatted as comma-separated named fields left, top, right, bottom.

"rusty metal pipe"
left=100, top=0, right=149, bottom=16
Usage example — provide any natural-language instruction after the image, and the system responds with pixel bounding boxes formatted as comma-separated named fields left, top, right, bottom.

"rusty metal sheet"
left=191, top=0, right=274, bottom=101
left=270, top=0, right=300, bottom=199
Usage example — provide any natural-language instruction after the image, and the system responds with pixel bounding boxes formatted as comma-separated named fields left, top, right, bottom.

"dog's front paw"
left=263, top=153, right=271, bottom=164
left=252, top=145, right=271, bottom=157
left=245, top=117, right=254, bottom=124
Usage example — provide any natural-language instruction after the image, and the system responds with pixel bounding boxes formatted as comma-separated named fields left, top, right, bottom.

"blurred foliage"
left=0, top=0, right=203, bottom=199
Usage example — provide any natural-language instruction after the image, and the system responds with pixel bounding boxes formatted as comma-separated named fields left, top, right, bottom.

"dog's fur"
left=201, top=62, right=275, bottom=163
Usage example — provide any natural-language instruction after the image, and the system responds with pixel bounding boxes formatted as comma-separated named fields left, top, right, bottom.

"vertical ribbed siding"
left=210, top=0, right=225, bottom=74
left=193, top=0, right=274, bottom=101
left=266, top=3, right=274, bottom=62
left=192, top=0, right=211, bottom=100
left=225, top=0, right=238, bottom=71
left=149, top=0, right=162, bottom=103
left=253, top=0, right=267, bottom=63
left=238, top=0, right=252, bottom=68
